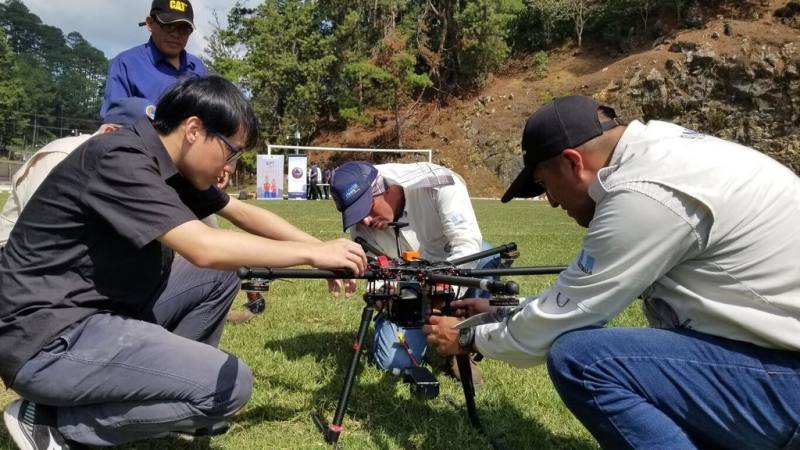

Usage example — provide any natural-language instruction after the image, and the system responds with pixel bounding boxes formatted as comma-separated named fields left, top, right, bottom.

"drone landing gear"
left=311, top=303, right=481, bottom=446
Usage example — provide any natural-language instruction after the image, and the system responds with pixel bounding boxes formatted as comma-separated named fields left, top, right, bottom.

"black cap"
left=145, top=0, right=195, bottom=29
left=501, top=96, right=619, bottom=203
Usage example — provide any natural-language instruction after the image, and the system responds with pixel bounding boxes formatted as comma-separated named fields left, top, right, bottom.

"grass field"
left=0, top=194, right=648, bottom=449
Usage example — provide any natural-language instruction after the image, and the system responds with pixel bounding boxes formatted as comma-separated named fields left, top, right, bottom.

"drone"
left=238, top=223, right=566, bottom=445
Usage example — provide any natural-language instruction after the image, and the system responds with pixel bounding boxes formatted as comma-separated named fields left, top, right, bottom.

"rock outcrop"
left=601, top=40, right=800, bottom=173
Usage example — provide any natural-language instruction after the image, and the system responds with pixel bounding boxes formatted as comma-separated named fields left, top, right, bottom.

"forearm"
left=474, top=292, right=612, bottom=367
left=475, top=189, right=702, bottom=366
left=219, top=197, right=321, bottom=243
left=162, top=220, right=315, bottom=270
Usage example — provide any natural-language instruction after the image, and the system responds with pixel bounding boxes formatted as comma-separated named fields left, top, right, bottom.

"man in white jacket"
left=331, top=161, right=497, bottom=380
left=423, top=95, right=800, bottom=449
left=0, top=98, right=156, bottom=247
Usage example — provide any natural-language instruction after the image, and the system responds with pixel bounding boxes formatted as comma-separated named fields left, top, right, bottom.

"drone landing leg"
left=455, top=354, right=482, bottom=429
left=312, top=304, right=375, bottom=445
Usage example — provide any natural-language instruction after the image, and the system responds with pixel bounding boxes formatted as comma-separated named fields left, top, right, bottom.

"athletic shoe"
left=226, top=309, right=255, bottom=324
left=169, top=420, right=230, bottom=441
left=3, top=399, right=78, bottom=450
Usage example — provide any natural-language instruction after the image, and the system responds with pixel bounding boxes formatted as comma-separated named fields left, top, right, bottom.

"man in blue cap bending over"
left=330, top=161, right=499, bottom=383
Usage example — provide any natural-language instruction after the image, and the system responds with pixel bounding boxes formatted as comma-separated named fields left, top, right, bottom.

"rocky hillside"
left=314, top=0, right=800, bottom=197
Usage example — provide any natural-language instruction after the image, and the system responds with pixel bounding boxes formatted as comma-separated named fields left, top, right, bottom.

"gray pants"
left=10, top=256, right=251, bottom=446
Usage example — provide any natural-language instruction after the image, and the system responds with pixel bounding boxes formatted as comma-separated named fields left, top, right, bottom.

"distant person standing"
left=100, top=0, right=208, bottom=120
left=308, top=162, right=322, bottom=200
left=322, top=166, right=332, bottom=199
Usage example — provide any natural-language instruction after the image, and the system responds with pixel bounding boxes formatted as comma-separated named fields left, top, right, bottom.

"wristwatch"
left=457, top=326, right=476, bottom=353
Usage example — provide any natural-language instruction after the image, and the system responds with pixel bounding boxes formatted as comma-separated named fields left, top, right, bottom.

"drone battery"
left=403, top=367, right=439, bottom=399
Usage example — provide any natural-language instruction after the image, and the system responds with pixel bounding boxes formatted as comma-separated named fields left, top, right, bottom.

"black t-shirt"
left=0, top=119, right=229, bottom=386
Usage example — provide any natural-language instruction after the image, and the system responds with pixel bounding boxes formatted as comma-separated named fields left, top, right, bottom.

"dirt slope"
left=314, top=0, right=799, bottom=197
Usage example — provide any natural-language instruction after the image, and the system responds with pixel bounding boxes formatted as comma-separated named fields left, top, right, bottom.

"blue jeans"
left=547, top=327, right=800, bottom=450
left=373, top=241, right=501, bottom=373
left=11, top=256, right=250, bottom=446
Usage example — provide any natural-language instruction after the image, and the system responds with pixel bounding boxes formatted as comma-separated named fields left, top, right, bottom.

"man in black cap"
left=424, top=95, right=800, bottom=449
left=100, top=0, right=208, bottom=120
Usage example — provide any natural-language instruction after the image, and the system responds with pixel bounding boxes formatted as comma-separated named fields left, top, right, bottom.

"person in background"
left=100, top=0, right=207, bottom=120
left=308, top=161, right=322, bottom=200
left=423, top=95, right=800, bottom=449
left=322, top=165, right=332, bottom=199
left=0, top=97, right=155, bottom=248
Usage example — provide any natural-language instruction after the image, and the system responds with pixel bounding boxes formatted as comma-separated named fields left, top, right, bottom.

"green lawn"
left=0, top=195, right=648, bottom=449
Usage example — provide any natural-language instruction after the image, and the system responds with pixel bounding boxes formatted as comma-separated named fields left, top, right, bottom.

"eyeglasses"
left=154, top=18, right=193, bottom=36
left=211, top=132, right=244, bottom=163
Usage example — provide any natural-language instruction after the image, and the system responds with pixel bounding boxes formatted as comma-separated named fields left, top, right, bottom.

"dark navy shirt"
left=100, top=38, right=208, bottom=119
left=0, top=119, right=228, bottom=386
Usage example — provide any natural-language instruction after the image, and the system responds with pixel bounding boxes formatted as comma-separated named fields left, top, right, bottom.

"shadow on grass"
left=0, top=430, right=215, bottom=450
left=261, top=330, right=597, bottom=450
left=0, top=329, right=596, bottom=450
left=116, top=438, right=214, bottom=450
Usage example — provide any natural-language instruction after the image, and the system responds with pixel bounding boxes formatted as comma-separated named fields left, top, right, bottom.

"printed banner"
left=256, top=155, right=284, bottom=200
left=287, top=155, right=308, bottom=200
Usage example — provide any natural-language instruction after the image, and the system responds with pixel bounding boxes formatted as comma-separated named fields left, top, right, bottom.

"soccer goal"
left=266, top=144, right=432, bottom=162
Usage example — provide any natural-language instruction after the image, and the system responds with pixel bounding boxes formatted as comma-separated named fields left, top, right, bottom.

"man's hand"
left=450, top=299, right=495, bottom=318
left=328, top=279, right=357, bottom=298
left=423, top=316, right=467, bottom=356
left=309, top=239, right=368, bottom=276
left=361, top=215, right=389, bottom=230
left=216, top=171, right=230, bottom=189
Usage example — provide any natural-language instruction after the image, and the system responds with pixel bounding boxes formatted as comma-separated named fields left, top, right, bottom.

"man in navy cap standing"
left=100, top=0, right=207, bottom=120
left=424, top=95, right=800, bottom=449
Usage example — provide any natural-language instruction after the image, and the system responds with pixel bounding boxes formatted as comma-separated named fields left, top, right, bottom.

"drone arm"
left=463, top=266, right=566, bottom=277
left=427, top=273, right=519, bottom=295
left=237, top=267, right=374, bottom=280
left=448, top=242, right=518, bottom=267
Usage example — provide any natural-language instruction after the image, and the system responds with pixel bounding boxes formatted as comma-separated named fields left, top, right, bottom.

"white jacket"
left=350, top=163, right=484, bottom=268
left=476, top=120, right=800, bottom=367
left=0, top=134, right=94, bottom=247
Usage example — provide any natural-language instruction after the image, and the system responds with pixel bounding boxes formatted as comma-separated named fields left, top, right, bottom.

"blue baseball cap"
left=331, top=161, right=378, bottom=231
left=104, top=97, right=156, bottom=126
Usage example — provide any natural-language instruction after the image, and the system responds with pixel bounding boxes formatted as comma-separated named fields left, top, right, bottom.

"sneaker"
left=168, top=420, right=230, bottom=441
left=226, top=309, right=255, bottom=324
left=3, top=399, right=76, bottom=450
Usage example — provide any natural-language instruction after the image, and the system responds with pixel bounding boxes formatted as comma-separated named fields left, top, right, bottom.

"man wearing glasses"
left=1, top=76, right=366, bottom=449
left=100, top=0, right=207, bottom=121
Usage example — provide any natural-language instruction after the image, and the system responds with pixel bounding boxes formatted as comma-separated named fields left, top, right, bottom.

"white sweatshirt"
left=476, top=120, right=800, bottom=367
left=350, top=162, right=484, bottom=268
